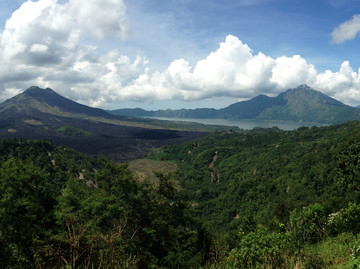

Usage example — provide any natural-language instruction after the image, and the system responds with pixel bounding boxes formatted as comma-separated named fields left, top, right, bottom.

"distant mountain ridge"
left=110, top=85, right=360, bottom=124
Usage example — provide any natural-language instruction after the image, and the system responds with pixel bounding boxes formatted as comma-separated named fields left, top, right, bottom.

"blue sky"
left=0, top=0, right=360, bottom=109
left=123, top=0, right=359, bottom=70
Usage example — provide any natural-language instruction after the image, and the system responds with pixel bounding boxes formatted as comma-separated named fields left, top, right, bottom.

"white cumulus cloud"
left=118, top=36, right=318, bottom=101
left=331, top=15, right=360, bottom=44
left=117, top=35, right=360, bottom=106
left=69, top=0, right=129, bottom=40
left=270, top=55, right=317, bottom=89
left=0, top=0, right=135, bottom=105
left=1, top=1, right=360, bottom=108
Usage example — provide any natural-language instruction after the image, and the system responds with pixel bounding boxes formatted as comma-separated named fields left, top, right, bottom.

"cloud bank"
left=1, top=0, right=360, bottom=107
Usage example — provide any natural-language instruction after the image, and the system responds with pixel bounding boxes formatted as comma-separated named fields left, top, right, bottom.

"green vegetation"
left=0, top=139, right=209, bottom=268
left=23, top=119, right=45, bottom=126
left=128, top=159, right=178, bottom=184
left=149, top=121, right=360, bottom=267
left=4, top=120, right=360, bottom=267
left=56, top=124, right=92, bottom=136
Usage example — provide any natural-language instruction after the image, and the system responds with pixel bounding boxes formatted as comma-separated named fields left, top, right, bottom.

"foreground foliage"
left=0, top=139, right=209, bottom=268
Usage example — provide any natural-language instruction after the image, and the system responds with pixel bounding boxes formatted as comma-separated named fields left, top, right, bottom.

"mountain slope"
left=0, top=86, right=208, bottom=161
left=257, top=84, right=358, bottom=123
left=0, top=86, right=112, bottom=119
left=219, top=93, right=286, bottom=119
left=110, top=85, right=360, bottom=124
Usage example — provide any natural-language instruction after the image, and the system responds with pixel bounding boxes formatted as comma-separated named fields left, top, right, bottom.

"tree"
left=0, top=158, right=56, bottom=267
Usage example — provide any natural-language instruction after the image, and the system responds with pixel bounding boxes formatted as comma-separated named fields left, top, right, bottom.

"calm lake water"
left=148, top=117, right=328, bottom=131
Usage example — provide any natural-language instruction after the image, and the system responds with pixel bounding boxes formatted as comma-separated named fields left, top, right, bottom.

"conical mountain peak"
left=24, top=86, right=56, bottom=96
left=0, top=86, right=112, bottom=118
left=297, top=84, right=312, bottom=90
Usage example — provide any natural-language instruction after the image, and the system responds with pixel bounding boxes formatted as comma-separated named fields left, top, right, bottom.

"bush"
left=223, top=225, right=288, bottom=268
left=327, top=203, right=360, bottom=236
left=289, top=203, right=326, bottom=251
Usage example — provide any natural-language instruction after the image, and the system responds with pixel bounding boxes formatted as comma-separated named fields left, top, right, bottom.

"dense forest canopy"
left=2, top=121, right=360, bottom=267
left=0, top=139, right=209, bottom=268
left=151, top=124, right=358, bottom=229
left=150, top=121, right=360, bottom=268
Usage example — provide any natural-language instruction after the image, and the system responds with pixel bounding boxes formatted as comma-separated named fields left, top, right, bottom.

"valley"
left=2, top=0, right=360, bottom=268
left=2, top=119, right=360, bottom=268
left=0, top=86, right=218, bottom=161
left=2, top=86, right=360, bottom=268
left=0, top=113, right=208, bottom=161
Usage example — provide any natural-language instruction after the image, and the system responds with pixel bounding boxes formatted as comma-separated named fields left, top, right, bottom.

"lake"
left=147, top=117, right=329, bottom=131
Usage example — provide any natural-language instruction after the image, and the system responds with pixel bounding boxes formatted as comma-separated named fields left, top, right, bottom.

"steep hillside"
left=150, top=120, right=360, bottom=267
left=258, top=84, right=358, bottom=123
left=219, top=93, right=286, bottom=118
left=151, top=121, right=360, bottom=231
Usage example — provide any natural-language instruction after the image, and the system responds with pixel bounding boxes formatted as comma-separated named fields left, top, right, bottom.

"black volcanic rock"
left=0, top=86, right=208, bottom=161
